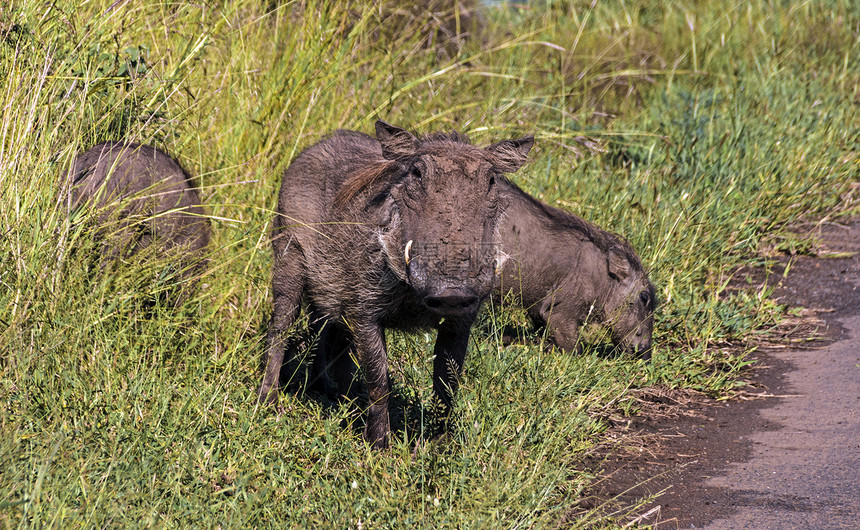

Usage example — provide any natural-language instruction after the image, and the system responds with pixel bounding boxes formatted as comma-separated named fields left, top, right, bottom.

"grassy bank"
left=1, top=0, right=857, bottom=527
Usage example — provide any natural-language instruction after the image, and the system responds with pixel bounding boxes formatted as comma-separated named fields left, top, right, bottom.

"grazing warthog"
left=68, top=141, right=210, bottom=297
left=259, top=120, right=533, bottom=449
left=496, top=181, right=655, bottom=359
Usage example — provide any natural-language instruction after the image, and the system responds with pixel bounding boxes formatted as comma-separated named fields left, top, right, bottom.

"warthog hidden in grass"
left=259, top=120, right=533, bottom=449
left=496, top=181, right=656, bottom=359
left=68, top=142, right=210, bottom=300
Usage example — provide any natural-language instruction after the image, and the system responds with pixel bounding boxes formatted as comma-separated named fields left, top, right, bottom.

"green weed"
left=1, top=0, right=857, bottom=527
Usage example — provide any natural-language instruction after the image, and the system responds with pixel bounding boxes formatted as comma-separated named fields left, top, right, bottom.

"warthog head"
left=602, top=247, right=656, bottom=359
left=369, top=121, right=533, bottom=317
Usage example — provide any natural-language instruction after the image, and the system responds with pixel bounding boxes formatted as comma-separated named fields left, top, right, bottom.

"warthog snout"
left=406, top=241, right=499, bottom=316
left=423, top=287, right=481, bottom=316
left=406, top=241, right=500, bottom=283
left=635, top=345, right=652, bottom=361
left=630, top=334, right=652, bottom=361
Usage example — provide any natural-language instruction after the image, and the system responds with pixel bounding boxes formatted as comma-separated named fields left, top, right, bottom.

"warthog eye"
left=639, top=290, right=651, bottom=306
left=410, top=164, right=422, bottom=180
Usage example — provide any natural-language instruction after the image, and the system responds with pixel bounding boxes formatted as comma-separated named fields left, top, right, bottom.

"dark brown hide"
left=497, top=181, right=655, bottom=358
left=68, top=141, right=210, bottom=299
left=259, top=121, right=533, bottom=449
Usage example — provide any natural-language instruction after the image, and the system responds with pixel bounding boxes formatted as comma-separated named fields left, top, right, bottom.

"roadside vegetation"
left=1, top=0, right=857, bottom=526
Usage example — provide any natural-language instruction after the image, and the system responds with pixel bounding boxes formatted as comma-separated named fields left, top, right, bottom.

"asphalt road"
left=702, top=313, right=860, bottom=529
left=586, top=221, right=860, bottom=529
left=698, top=220, right=860, bottom=529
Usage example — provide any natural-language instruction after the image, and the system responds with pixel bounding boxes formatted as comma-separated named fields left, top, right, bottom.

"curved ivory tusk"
left=494, top=250, right=509, bottom=275
left=404, top=240, right=413, bottom=265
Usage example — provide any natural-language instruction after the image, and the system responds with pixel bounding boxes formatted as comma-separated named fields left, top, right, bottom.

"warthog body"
left=259, top=121, right=533, bottom=449
left=497, top=182, right=655, bottom=358
left=68, top=142, right=210, bottom=295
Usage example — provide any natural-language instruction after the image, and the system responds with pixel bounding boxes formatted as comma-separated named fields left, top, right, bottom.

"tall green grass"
left=1, top=0, right=857, bottom=526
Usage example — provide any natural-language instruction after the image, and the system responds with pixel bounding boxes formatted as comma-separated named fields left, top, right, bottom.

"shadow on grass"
left=270, top=329, right=446, bottom=447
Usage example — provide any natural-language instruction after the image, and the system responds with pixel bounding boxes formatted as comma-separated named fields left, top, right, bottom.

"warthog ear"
left=486, top=136, right=534, bottom=173
left=376, top=120, right=418, bottom=161
left=607, top=248, right=632, bottom=280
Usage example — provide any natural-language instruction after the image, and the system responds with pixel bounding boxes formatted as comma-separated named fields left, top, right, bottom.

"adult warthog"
left=68, top=141, right=210, bottom=298
left=259, top=120, right=533, bottom=449
left=497, top=181, right=655, bottom=359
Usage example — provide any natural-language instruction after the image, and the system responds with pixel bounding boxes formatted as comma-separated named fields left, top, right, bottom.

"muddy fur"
left=259, top=120, right=533, bottom=449
left=68, top=141, right=210, bottom=300
left=497, top=181, right=655, bottom=358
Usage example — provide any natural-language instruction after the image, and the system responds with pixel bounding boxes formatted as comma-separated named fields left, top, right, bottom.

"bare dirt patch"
left=580, top=219, right=860, bottom=528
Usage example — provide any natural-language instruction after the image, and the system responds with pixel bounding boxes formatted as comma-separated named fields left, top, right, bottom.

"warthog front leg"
left=353, top=323, right=390, bottom=450
left=432, top=317, right=474, bottom=421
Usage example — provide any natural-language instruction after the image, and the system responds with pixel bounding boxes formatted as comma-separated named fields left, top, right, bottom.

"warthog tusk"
left=404, top=240, right=413, bottom=265
left=493, top=250, right=509, bottom=275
